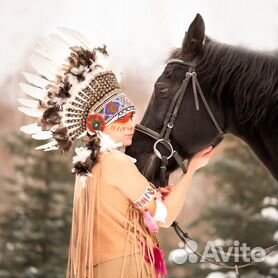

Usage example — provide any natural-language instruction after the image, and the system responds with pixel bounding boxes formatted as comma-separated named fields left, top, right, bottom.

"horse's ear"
left=182, top=13, right=205, bottom=59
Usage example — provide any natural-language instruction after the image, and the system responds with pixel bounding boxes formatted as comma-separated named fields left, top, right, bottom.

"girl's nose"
left=127, top=119, right=135, bottom=130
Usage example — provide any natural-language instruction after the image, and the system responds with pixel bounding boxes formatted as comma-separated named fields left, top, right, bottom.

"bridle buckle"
left=153, top=139, right=174, bottom=160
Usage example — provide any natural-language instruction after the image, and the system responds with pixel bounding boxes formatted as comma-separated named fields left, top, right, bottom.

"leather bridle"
left=136, top=58, right=224, bottom=184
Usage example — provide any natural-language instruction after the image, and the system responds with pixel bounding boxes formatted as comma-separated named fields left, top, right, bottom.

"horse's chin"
left=138, top=153, right=159, bottom=179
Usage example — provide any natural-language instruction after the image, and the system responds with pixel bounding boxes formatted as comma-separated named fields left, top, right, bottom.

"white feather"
left=17, top=98, right=39, bottom=108
left=37, top=37, right=67, bottom=57
left=31, top=54, right=58, bottom=80
left=35, top=140, right=57, bottom=150
left=94, top=51, right=110, bottom=71
left=79, top=175, right=89, bottom=188
left=19, top=83, right=46, bottom=101
left=57, top=27, right=91, bottom=49
left=32, top=131, right=53, bottom=140
left=98, top=131, right=122, bottom=152
left=35, top=48, right=65, bottom=66
left=18, top=107, right=43, bottom=118
left=20, top=123, right=42, bottom=134
left=49, top=33, right=71, bottom=49
left=72, top=147, right=91, bottom=164
left=36, top=37, right=68, bottom=64
left=154, top=199, right=168, bottom=223
left=23, top=72, right=49, bottom=89
left=77, top=131, right=87, bottom=139
left=44, top=146, right=59, bottom=151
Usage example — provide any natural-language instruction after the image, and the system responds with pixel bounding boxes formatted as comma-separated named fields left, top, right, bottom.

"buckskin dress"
left=66, top=152, right=161, bottom=278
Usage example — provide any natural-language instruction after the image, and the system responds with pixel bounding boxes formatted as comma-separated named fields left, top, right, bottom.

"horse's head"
left=126, top=14, right=225, bottom=185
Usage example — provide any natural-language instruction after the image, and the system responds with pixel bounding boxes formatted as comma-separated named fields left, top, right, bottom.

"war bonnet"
left=18, top=28, right=135, bottom=176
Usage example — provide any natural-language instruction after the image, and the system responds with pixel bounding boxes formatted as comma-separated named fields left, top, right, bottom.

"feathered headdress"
left=18, top=28, right=135, bottom=176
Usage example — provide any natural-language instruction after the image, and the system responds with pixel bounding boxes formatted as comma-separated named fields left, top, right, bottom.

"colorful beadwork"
left=88, top=92, right=136, bottom=131
left=86, top=113, right=106, bottom=133
left=133, top=183, right=156, bottom=209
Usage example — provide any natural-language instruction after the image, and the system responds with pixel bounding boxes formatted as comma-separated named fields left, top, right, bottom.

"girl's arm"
left=102, top=146, right=214, bottom=228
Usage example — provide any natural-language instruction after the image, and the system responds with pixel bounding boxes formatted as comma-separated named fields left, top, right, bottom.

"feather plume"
left=43, top=146, right=59, bottom=151
left=23, top=72, right=50, bottom=89
left=35, top=140, right=58, bottom=150
left=32, top=131, right=53, bottom=140
left=31, top=54, right=58, bottom=80
left=49, top=33, right=70, bottom=49
left=143, top=211, right=159, bottom=233
left=36, top=36, right=69, bottom=65
left=18, top=107, right=44, bottom=117
left=17, top=98, right=39, bottom=109
left=19, top=83, right=46, bottom=101
left=35, top=47, right=66, bottom=65
left=37, top=37, right=67, bottom=58
left=98, top=131, right=122, bottom=152
left=57, top=27, right=92, bottom=50
left=20, top=123, right=42, bottom=134
left=72, top=147, right=92, bottom=164
left=153, top=199, right=168, bottom=223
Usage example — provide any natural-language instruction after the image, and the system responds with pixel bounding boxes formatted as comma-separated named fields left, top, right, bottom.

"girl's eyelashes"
left=116, top=112, right=134, bottom=123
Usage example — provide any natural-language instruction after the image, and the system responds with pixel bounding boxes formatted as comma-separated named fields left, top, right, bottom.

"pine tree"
left=0, top=132, right=75, bottom=278
left=189, top=136, right=278, bottom=278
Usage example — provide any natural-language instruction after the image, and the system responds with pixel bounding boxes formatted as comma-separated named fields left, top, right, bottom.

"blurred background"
left=0, top=0, right=277, bottom=277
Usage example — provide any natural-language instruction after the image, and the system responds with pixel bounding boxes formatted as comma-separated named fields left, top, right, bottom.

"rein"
left=135, top=59, right=277, bottom=277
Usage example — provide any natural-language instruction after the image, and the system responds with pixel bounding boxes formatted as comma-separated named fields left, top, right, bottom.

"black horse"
left=126, top=14, right=278, bottom=185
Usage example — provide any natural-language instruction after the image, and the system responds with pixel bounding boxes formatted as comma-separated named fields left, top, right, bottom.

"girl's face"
left=103, top=113, right=136, bottom=147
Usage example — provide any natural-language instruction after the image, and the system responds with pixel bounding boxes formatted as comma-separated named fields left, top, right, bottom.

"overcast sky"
left=1, top=0, right=277, bottom=103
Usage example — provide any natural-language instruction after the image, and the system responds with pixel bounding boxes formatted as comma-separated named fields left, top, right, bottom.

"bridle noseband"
left=136, top=58, right=224, bottom=184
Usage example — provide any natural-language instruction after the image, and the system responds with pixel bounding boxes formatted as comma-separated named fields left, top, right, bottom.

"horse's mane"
left=170, top=40, right=278, bottom=126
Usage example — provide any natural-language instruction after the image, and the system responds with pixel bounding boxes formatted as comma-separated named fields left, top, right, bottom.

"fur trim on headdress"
left=71, top=132, right=124, bottom=186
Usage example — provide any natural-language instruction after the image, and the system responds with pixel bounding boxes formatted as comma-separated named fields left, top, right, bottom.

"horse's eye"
left=155, top=82, right=169, bottom=96
left=159, top=88, right=169, bottom=94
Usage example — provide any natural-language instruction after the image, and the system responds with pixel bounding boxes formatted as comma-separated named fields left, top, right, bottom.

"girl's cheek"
left=109, top=123, right=127, bottom=132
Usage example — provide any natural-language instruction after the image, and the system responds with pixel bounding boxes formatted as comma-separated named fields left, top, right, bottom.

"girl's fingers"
left=195, top=146, right=213, bottom=158
left=160, top=187, right=170, bottom=193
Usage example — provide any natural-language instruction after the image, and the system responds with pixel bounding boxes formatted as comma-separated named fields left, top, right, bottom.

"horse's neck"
left=228, top=123, right=278, bottom=180
left=214, top=50, right=278, bottom=179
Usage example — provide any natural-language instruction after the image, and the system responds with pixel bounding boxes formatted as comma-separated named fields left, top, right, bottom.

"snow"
left=274, top=231, right=278, bottom=241
left=261, top=207, right=278, bottom=221
left=263, top=197, right=278, bottom=206
left=213, top=238, right=225, bottom=247
left=264, top=252, right=278, bottom=266
left=206, top=271, right=236, bottom=278
left=168, top=249, right=187, bottom=265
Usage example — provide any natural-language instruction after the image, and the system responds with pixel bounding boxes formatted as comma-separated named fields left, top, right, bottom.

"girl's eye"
left=116, top=113, right=134, bottom=123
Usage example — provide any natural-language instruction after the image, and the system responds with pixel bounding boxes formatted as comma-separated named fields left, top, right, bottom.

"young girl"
left=18, top=30, right=214, bottom=278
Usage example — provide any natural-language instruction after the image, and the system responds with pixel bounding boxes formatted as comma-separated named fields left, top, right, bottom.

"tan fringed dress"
left=66, top=152, right=158, bottom=278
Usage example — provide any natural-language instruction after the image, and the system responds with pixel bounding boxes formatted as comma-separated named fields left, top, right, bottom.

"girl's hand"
left=188, top=146, right=214, bottom=174
left=158, top=185, right=172, bottom=200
